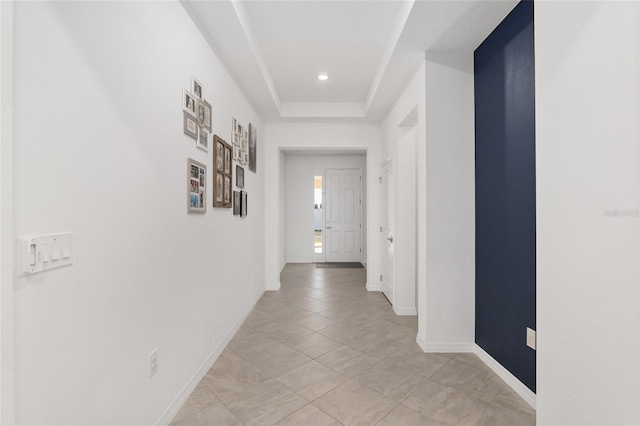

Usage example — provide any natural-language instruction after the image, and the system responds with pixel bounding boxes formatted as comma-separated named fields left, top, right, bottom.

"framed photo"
left=249, top=123, right=257, bottom=172
left=202, top=100, right=212, bottom=131
left=236, top=165, right=244, bottom=188
left=216, top=140, right=224, bottom=172
left=183, top=111, right=198, bottom=140
left=224, top=146, right=232, bottom=174
left=192, top=76, right=203, bottom=99
left=196, top=100, right=206, bottom=128
left=187, top=158, right=206, bottom=214
left=224, top=176, right=231, bottom=204
left=212, top=135, right=232, bottom=208
left=241, top=191, right=247, bottom=217
left=233, top=191, right=241, bottom=215
left=183, top=89, right=196, bottom=116
left=197, top=128, right=209, bottom=152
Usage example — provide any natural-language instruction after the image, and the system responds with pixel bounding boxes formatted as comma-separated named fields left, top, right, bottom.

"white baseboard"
left=266, top=282, right=281, bottom=291
left=416, top=336, right=474, bottom=353
left=393, top=306, right=417, bottom=316
left=473, top=344, right=536, bottom=410
left=365, top=281, right=380, bottom=291
left=155, top=290, right=264, bottom=426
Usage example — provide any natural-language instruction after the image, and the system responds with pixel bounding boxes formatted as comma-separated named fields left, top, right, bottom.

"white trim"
left=0, top=1, right=15, bottom=423
left=380, top=154, right=393, bottom=168
left=393, top=306, right=417, bottom=316
left=416, top=337, right=474, bottom=353
left=267, top=282, right=281, bottom=292
left=473, top=344, right=537, bottom=410
left=155, top=290, right=264, bottom=426
left=365, top=281, right=380, bottom=291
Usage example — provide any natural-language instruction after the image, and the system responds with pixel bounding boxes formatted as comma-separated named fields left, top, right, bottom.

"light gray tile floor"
left=171, top=264, right=536, bottom=425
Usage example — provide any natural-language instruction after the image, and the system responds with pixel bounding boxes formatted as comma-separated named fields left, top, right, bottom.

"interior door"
left=325, top=169, right=362, bottom=262
left=380, top=159, right=394, bottom=303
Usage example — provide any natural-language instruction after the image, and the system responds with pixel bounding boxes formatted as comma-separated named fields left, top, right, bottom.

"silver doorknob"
left=387, top=236, right=393, bottom=243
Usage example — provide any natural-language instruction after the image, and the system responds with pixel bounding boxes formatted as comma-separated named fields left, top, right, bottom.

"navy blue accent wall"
left=474, top=0, right=536, bottom=392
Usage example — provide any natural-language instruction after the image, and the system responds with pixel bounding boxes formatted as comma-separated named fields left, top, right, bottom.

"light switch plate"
left=18, top=233, right=74, bottom=276
left=526, top=327, right=536, bottom=350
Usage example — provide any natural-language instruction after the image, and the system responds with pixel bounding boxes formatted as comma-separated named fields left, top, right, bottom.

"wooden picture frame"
left=187, top=158, right=206, bottom=214
left=196, top=99, right=206, bottom=128
left=236, top=165, right=244, bottom=189
left=202, top=100, right=212, bottom=131
left=183, top=111, right=198, bottom=140
left=212, top=135, right=232, bottom=208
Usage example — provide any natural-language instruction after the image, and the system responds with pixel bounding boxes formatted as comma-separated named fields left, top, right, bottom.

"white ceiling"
left=182, top=0, right=519, bottom=122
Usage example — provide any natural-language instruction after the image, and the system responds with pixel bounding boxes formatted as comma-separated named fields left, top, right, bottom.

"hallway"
left=171, top=264, right=535, bottom=425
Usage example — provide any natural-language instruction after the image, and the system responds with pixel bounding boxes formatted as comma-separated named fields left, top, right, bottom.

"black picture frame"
left=236, top=165, right=244, bottom=188
left=233, top=191, right=241, bottom=215
left=241, top=191, right=247, bottom=217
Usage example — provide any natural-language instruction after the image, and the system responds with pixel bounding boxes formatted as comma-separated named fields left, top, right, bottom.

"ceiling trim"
left=364, top=0, right=415, bottom=114
left=230, top=0, right=281, bottom=110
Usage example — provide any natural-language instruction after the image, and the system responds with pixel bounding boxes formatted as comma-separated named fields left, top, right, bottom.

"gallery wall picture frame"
left=192, top=76, right=203, bottom=99
left=202, top=100, right=212, bottom=132
left=183, top=89, right=197, bottom=116
left=249, top=123, right=257, bottom=173
left=183, top=111, right=198, bottom=140
left=212, top=135, right=233, bottom=208
left=241, top=191, right=247, bottom=217
left=233, top=191, right=241, bottom=215
left=236, top=165, right=244, bottom=189
left=232, top=117, right=249, bottom=166
left=187, top=158, right=206, bottom=214
left=196, top=99, right=206, bottom=128
left=197, top=129, right=209, bottom=152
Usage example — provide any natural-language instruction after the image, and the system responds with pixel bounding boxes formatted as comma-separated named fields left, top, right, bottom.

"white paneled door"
left=325, top=169, right=362, bottom=262
left=380, top=159, right=393, bottom=303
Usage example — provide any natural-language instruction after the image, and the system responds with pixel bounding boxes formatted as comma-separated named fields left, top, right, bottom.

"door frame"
left=379, top=156, right=394, bottom=302
left=1, top=1, right=16, bottom=422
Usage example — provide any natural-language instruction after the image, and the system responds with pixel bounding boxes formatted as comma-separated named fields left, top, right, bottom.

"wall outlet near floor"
left=526, top=327, right=536, bottom=350
left=149, top=349, right=158, bottom=378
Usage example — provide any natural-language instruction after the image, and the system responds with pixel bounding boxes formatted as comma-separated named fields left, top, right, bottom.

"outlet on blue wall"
left=474, top=0, right=536, bottom=392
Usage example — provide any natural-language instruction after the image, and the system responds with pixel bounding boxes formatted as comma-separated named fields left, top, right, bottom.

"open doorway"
left=284, top=151, right=366, bottom=265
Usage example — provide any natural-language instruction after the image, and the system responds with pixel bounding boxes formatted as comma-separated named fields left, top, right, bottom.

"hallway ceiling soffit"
left=181, top=0, right=519, bottom=123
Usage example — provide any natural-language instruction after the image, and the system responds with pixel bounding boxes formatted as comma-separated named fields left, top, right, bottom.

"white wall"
left=535, top=2, right=640, bottom=424
left=0, top=1, right=15, bottom=423
left=285, top=153, right=366, bottom=264
left=265, top=124, right=381, bottom=290
left=12, top=2, right=264, bottom=424
left=421, top=52, right=476, bottom=350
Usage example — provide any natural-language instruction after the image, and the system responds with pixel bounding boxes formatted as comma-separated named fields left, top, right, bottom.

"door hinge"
left=380, top=275, right=383, bottom=281
left=378, top=177, right=382, bottom=183
left=380, top=226, right=382, bottom=232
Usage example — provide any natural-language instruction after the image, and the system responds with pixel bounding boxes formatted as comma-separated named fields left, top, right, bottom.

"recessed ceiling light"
left=317, top=72, right=329, bottom=81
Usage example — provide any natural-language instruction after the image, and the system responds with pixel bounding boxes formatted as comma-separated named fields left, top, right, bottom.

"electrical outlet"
left=526, top=328, right=536, bottom=350
left=149, top=349, right=158, bottom=378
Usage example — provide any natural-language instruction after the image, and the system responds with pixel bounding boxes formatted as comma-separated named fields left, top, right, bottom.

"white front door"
left=325, top=169, right=362, bottom=262
left=380, top=159, right=394, bottom=303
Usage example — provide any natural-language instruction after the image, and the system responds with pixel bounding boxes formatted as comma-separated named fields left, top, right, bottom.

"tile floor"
left=171, top=264, right=536, bottom=425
